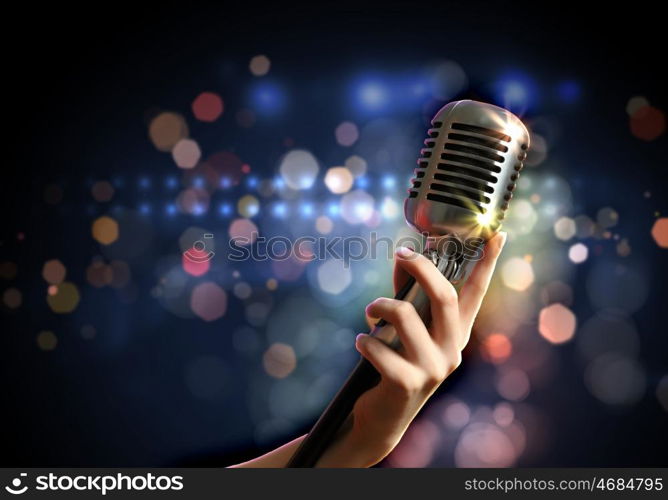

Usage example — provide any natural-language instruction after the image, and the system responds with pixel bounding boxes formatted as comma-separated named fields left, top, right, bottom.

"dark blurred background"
left=2, top=2, right=666, bottom=467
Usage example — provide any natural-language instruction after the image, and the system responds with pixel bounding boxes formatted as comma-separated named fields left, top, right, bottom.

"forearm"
left=229, top=435, right=307, bottom=468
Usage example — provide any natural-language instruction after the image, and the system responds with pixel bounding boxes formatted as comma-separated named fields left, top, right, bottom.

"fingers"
left=394, top=247, right=460, bottom=348
left=365, top=297, right=432, bottom=362
left=458, top=231, right=507, bottom=336
left=355, top=333, right=413, bottom=385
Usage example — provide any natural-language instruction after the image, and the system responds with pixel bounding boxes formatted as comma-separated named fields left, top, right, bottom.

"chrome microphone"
left=288, top=100, right=530, bottom=467
left=406, top=99, right=530, bottom=240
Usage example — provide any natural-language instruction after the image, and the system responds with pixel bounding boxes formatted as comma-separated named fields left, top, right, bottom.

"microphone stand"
left=287, top=238, right=467, bottom=467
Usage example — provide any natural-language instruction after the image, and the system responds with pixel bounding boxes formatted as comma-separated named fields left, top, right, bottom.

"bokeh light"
left=238, top=194, right=260, bottom=218
left=36, top=330, right=58, bottom=351
left=335, top=121, right=359, bottom=146
left=148, top=111, right=189, bottom=152
left=249, top=55, right=271, bottom=76
left=91, top=181, right=115, bottom=202
left=46, top=282, right=80, bottom=313
left=344, top=155, right=367, bottom=177
left=192, top=92, right=224, bottom=122
left=3, top=287, right=22, bottom=309
left=630, top=105, right=666, bottom=141
left=568, top=243, right=588, bottom=264
left=42, top=259, right=66, bottom=285
left=324, top=167, right=354, bottom=194
left=651, top=218, right=668, bottom=247
left=92, top=216, right=119, bottom=245
left=190, top=282, right=227, bottom=321
left=172, top=138, right=202, bottom=169
left=263, top=343, right=297, bottom=379
left=229, top=218, right=259, bottom=245
left=501, top=257, right=535, bottom=291
left=279, top=149, right=319, bottom=190
left=538, top=304, right=576, bottom=344
left=553, top=216, right=576, bottom=241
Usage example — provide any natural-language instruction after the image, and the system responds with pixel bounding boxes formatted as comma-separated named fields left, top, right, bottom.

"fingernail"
left=498, top=231, right=508, bottom=249
left=355, top=333, right=368, bottom=345
left=396, top=246, right=414, bottom=258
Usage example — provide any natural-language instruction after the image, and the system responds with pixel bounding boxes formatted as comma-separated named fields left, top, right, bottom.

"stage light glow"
left=246, top=176, right=259, bottom=188
left=272, top=202, right=287, bottom=218
left=355, top=176, right=370, bottom=189
left=192, top=92, right=224, bottom=122
left=341, top=190, right=374, bottom=225
left=358, top=81, right=387, bottom=110
left=279, top=149, right=319, bottom=190
left=476, top=211, right=495, bottom=227
left=190, top=282, right=227, bottom=321
left=251, top=81, right=285, bottom=115
left=138, top=176, right=151, bottom=189
left=92, top=216, right=119, bottom=245
left=380, top=196, right=399, bottom=219
left=300, top=203, right=314, bottom=217
left=172, top=138, right=201, bottom=169
left=428, top=60, right=468, bottom=101
left=494, top=72, right=536, bottom=113
left=327, top=201, right=340, bottom=217
left=42, top=259, right=66, bottom=285
left=249, top=55, right=271, bottom=76
left=335, top=121, right=359, bottom=146
left=148, top=111, right=189, bottom=152
left=177, top=188, right=210, bottom=216
left=218, top=203, right=233, bottom=216
left=539, top=304, right=576, bottom=344
left=324, top=167, right=354, bottom=194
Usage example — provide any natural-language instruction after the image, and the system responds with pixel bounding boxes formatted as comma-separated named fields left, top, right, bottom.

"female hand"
left=318, top=232, right=507, bottom=467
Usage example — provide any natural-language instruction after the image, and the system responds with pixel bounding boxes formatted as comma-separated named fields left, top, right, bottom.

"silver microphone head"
left=404, top=100, right=530, bottom=240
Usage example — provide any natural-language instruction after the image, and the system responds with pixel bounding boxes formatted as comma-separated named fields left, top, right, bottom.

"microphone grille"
left=406, top=100, right=530, bottom=238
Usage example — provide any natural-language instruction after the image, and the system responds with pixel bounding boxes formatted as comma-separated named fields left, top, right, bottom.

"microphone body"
left=288, top=100, right=530, bottom=467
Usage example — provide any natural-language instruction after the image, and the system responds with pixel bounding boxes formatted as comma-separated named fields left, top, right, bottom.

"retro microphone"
left=288, top=100, right=530, bottom=467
